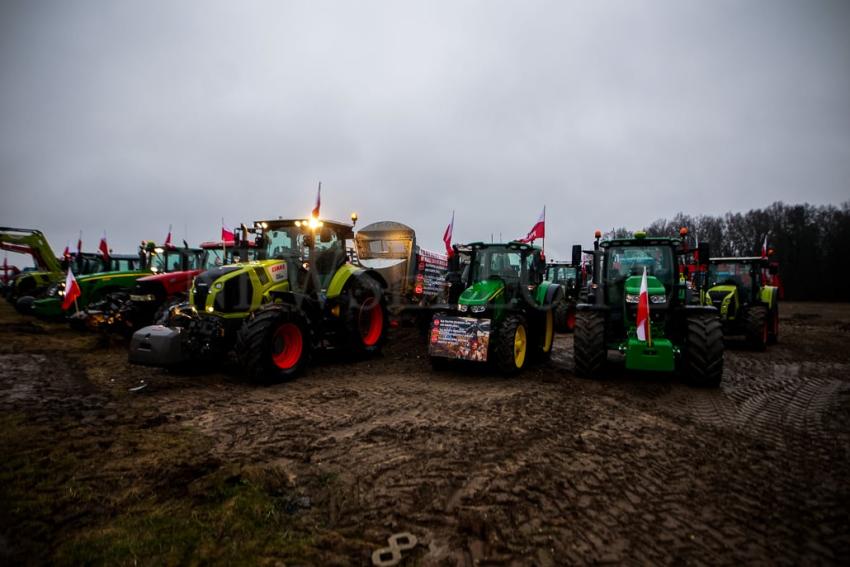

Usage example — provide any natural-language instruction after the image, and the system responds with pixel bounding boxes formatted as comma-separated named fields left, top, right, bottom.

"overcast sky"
left=1, top=0, right=849, bottom=261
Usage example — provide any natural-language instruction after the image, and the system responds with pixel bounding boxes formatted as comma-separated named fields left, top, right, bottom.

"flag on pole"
left=61, top=268, right=82, bottom=311
left=164, top=224, right=173, bottom=248
left=312, top=182, right=322, bottom=218
left=519, top=207, right=546, bottom=243
left=761, top=235, right=768, bottom=258
left=443, top=211, right=455, bottom=257
left=99, top=231, right=110, bottom=261
left=635, top=267, right=651, bottom=344
left=221, top=219, right=235, bottom=243
left=62, top=242, right=70, bottom=259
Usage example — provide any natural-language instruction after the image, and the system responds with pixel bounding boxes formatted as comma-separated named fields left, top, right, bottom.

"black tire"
left=682, top=313, right=724, bottom=387
left=15, top=295, right=35, bottom=314
left=554, top=300, right=570, bottom=333
left=342, top=276, right=387, bottom=356
left=531, top=308, right=556, bottom=362
left=767, top=305, right=779, bottom=345
left=491, top=314, right=528, bottom=375
left=744, top=305, right=768, bottom=351
left=573, top=310, right=607, bottom=378
left=235, top=304, right=311, bottom=384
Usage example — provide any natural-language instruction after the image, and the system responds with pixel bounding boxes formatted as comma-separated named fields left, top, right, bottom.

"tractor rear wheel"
left=573, top=310, right=607, bottom=378
left=491, top=314, right=528, bottom=375
left=343, top=276, right=387, bottom=355
left=236, top=304, right=311, bottom=384
left=532, top=308, right=555, bottom=362
left=554, top=300, right=570, bottom=332
left=767, top=305, right=779, bottom=345
left=682, top=313, right=724, bottom=387
left=744, top=306, right=768, bottom=351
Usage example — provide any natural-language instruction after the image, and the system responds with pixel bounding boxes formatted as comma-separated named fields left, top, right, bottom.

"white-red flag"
left=164, top=224, right=173, bottom=248
left=62, top=242, right=70, bottom=258
left=635, top=266, right=651, bottom=343
left=61, top=268, right=82, bottom=311
left=443, top=211, right=455, bottom=257
left=312, top=182, right=321, bottom=218
left=761, top=235, right=768, bottom=258
left=221, top=219, right=235, bottom=243
left=99, top=231, right=110, bottom=261
left=519, top=206, right=546, bottom=243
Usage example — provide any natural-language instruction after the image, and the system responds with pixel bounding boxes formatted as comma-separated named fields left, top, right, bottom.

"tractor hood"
left=624, top=274, right=666, bottom=298
left=137, top=270, right=198, bottom=284
left=77, top=269, right=150, bottom=283
left=458, top=279, right=504, bottom=306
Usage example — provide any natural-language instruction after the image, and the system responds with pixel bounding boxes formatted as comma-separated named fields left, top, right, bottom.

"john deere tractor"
left=545, top=244, right=585, bottom=332
left=428, top=242, right=561, bottom=375
left=129, top=216, right=388, bottom=383
left=702, top=257, right=779, bottom=350
left=574, top=231, right=723, bottom=386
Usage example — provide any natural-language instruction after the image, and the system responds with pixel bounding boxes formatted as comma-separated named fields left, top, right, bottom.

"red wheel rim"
left=359, top=296, right=383, bottom=347
left=272, top=323, right=303, bottom=369
left=567, top=310, right=576, bottom=331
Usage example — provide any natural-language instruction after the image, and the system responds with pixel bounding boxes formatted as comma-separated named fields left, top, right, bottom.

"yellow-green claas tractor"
left=129, top=217, right=388, bottom=382
left=702, top=257, right=779, bottom=350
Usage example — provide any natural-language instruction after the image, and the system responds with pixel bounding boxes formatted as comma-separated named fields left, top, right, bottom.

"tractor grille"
left=192, top=267, right=239, bottom=312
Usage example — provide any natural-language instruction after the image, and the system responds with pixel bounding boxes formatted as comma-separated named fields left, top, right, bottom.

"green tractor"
left=428, top=242, right=561, bottom=375
left=574, top=231, right=723, bottom=386
left=129, top=216, right=388, bottom=382
left=0, top=227, right=64, bottom=302
left=702, top=257, right=779, bottom=350
left=545, top=244, right=586, bottom=332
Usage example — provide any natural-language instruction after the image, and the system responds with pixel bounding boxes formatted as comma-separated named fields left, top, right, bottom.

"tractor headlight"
left=214, top=282, right=223, bottom=290
left=625, top=294, right=639, bottom=303
left=458, top=303, right=469, bottom=313
left=471, top=305, right=486, bottom=313
left=47, top=284, right=59, bottom=297
left=650, top=294, right=666, bottom=304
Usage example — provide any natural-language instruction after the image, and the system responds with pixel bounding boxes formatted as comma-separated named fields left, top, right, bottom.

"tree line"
left=604, top=201, right=850, bottom=302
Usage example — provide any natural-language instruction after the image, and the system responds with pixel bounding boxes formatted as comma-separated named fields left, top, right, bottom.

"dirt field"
left=1, top=300, right=848, bottom=565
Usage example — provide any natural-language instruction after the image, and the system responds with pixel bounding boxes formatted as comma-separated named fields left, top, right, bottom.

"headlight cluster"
left=471, top=305, right=486, bottom=313
left=47, top=284, right=60, bottom=297
left=625, top=294, right=666, bottom=304
left=650, top=294, right=666, bottom=304
left=625, top=294, right=639, bottom=303
left=458, top=304, right=468, bottom=312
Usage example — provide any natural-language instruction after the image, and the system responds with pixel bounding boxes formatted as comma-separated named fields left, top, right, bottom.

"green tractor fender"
left=534, top=280, right=561, bottom=307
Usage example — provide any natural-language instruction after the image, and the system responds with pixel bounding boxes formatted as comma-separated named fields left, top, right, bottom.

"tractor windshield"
left=605, top=245, right=674, bottom=288
left=546, top=265, right=577, bottom=285
left=151, top=251, right=183, bottom=273
left=265, top=228, right=302, bottom=259
left=470, top=249, right=528, bottom=284
left=708, top=262, right=754, bottom=291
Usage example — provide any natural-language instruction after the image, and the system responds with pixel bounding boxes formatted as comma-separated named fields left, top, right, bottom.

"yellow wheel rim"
left=543, top=310, right=554, bottom=353
left=514, top=324, right=527, bottom=368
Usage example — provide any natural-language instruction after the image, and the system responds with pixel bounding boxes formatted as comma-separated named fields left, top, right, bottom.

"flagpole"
left=542, top=205, right=546, bottom=257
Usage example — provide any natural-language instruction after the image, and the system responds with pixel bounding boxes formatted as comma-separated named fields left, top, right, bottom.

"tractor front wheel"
left=236, top=304, right=311, bottom=384
left=343, top=276, right=387, bottom=355
left=491, top=315, right=529, bottom=375
left=573, top=310, right=607, bottom=378
left=682, top=313, right=724, bottom=387
left=744, top=306, right=768, bottom=351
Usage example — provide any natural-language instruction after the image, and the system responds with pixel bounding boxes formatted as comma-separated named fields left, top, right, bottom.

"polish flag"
left=62, top=243, right=70, bottom=258
left=761, top=235, right=768, bottom=258
left=635, top=266, right=651, bottom=344
left=99, top=231, right=110, bottom=261
left=164, top=225, right=173, bottom=248
left=312, top=182, right=321, bottom=218
left=519, top=207, right=546, bottom=243
left=443, top=211, right=454, bottom=257
left=221, top=219, right=235, bottom=243
left=61, top=268, right=82, bottom=311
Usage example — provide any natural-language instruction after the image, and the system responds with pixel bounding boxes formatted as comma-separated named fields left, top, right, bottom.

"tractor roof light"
left=679, top=227, right=688, bottom=237
left=307, top=217, right=322, bottom=230
left=295, top=220, right=302, bottom=227
left=594, top=230, right=602, bottom=238
left=634, top=231, right=647, bottom=239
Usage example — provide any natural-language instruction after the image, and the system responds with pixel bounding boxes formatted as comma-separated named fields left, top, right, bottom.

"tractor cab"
left=148, top=247, right=203, bottom=274
left=457, top=242, right=545, bottom=310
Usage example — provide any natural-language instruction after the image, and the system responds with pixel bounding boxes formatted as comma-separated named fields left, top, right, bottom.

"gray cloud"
left=2, top=0, right=848, bottom=261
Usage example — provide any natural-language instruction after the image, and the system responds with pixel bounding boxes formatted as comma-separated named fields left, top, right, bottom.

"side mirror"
left=571, top=244, right=582, bottom=267
left=697, top=242, right=710, bottom=266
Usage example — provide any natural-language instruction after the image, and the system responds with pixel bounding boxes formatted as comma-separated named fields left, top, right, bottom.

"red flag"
left=221, top=219, right=235, bottom=243
left=62, top=243, right=70, bottom=258
left=61, top=269, right=82, bottom=311
left=519, top=207, right=545, bottom=243
left=164, top=224, right=173, bottom=248
left=77, top=231, right=82, bottom=256
left=443, top=211, right=454, bottom=257
left=635, top=267, right=651, bottom=344
left=312, top=182, right=322, bottom=218
left=99, top=231, right=110, bottom=261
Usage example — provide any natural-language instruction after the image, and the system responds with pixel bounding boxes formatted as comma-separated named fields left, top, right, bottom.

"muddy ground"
left=0, top=301, right=848, bottom=565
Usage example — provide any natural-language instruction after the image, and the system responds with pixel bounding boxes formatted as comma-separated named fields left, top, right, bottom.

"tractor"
left=702, top=257, right=779, bottom=350
left=545, top=244, right=586, bottom=332
left=1, top=227, right=64, bottom=303
left=573, top=230, right=724, bottom=387
left=428, top=242, right=561, bottom=375
left=129, top=216, right=388, bottom=383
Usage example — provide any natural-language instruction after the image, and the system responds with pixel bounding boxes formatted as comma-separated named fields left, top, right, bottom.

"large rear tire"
left=236, top=304, right=311, bottom=384
left=682, top=313, right=724, bottom=387
left=532, top=309, right=555, bottom=362
left=491, top=314, right=528, bottom=375
left=343, top=276, right=387, bottom=355
left=554, top=300, right=570, bottom=333
left=744, top=305, right=768, bottom=351
left=573, top=310, right=607, bottom=378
